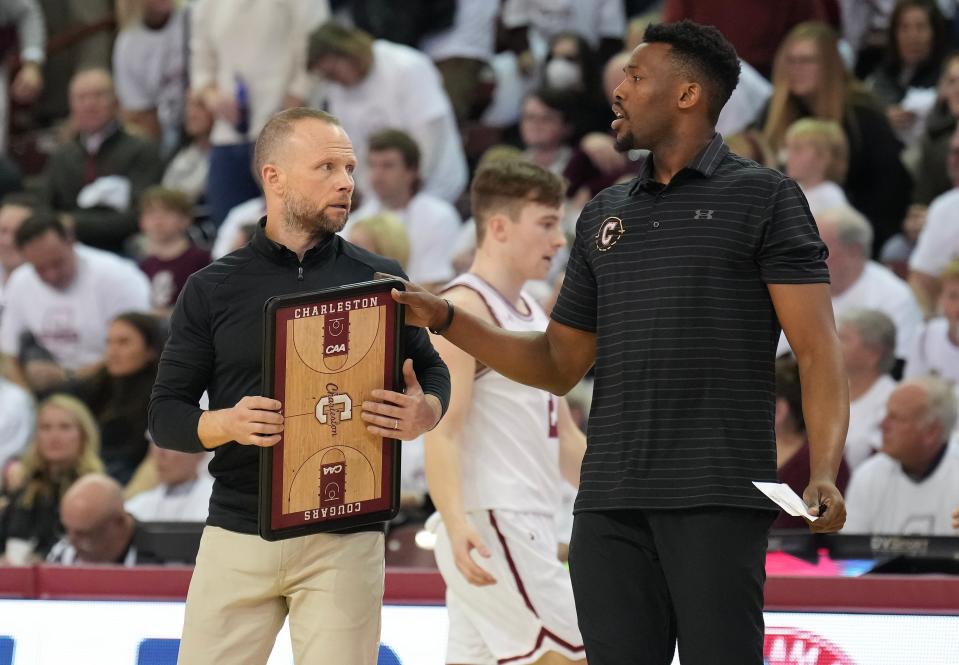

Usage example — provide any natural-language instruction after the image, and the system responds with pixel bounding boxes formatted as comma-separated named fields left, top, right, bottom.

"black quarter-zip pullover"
left=149, top=220, right=451, bottom=534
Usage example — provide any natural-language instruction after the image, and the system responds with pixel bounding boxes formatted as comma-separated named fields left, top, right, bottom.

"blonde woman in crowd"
left=763, top=21, right=911, bottom=251
left=0, top=395, right=103, bottom=563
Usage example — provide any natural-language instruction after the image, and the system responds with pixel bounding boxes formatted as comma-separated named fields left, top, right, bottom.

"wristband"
left=428, top=299, right=455, bottom=335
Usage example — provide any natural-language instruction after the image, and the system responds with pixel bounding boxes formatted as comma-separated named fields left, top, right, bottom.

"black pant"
left=568, top=507, right=776, bottom=665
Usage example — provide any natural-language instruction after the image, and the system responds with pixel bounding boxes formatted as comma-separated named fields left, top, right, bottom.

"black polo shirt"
left=552, top=134, right=829, bottom=513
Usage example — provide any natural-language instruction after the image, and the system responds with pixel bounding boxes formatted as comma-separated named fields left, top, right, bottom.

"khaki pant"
left=177, top=526, right=385, bottom=665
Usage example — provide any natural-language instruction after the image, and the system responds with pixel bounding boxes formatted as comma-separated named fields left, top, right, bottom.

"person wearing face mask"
left=544, top=32, right=613, bottom=137
left=544, top=54, right=582, bottom=91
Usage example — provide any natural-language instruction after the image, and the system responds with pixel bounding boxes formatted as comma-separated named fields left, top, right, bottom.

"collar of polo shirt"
left=630, top=133, right=729, bottom=194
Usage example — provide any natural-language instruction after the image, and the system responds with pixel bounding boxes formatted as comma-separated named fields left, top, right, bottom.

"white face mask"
left=545, top=58, right=582, bottom=91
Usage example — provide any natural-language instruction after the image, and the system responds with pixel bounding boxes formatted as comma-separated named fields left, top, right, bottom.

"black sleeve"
left=391, top=258, right=450, bottom=415
left=757, top=176, right=831, bottom=284
left=551, top=204, right=599, bottom=332
left=403, top=325, right=451, bottom=417
left=148, top=274, right=214, bottom=453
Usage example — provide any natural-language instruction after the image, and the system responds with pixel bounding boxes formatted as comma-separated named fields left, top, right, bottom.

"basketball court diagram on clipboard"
left=259, top=280, right=403, bottom=540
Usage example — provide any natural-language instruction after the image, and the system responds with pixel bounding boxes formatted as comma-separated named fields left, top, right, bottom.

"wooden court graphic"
left=281, top=306, right=386, bottom=515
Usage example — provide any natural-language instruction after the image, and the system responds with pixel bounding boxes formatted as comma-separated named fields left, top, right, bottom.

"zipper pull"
left=297, top=265, right=304, bottom=281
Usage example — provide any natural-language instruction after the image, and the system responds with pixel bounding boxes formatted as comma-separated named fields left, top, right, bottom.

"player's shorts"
left=429, top=510, right=585, bottom=665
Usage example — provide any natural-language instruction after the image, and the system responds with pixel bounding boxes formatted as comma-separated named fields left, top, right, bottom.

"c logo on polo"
left=595, top=216, right=625, bottom=252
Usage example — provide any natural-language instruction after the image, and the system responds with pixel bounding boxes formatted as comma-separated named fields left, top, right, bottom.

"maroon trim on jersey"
left=471, top=273, right=534, bottom=321
left=439, top=281, right=502, bottom=379
left=487, top=511, right=586, bottom=664
left=440, top=282, right=504, bottom=327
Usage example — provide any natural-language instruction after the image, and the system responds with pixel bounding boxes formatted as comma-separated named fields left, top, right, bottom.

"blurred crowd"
left=0, top=0, right=957, bottom=567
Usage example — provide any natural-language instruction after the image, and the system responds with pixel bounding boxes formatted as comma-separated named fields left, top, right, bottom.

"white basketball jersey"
left=444, top=273, right=562, bottom=515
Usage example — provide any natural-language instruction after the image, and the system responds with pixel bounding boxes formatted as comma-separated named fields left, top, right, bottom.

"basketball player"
left=426, top=160, right=587, bottom=665
left=149, top=108, right=450, bottom=665
left=385, top=21, right=848, bottom=665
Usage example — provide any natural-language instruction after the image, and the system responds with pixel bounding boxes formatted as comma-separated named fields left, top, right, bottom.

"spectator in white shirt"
left=190, top=0, right=316, bottom=226
left=844, top=376, right=959, bottom=535
left=308, top=21, right=468, bottom=204
left=904, top=259, right=959, bottom=391
left=784, top=118, right=850, bottom=216
left=0, top=212, right=150, bottom=391
left=909, top=125, right=959, bottom=316
left=816, top=205, right=923, bottom=359
left=125, top=443, right=212, bottom=522
left=345, top=129, right=460, bottom=290
left=837, top=309, right=899, bottom=470
left=112, top=0, right=187, bottom=157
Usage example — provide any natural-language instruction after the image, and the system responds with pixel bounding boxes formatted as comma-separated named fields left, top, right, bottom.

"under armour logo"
left=694, top=209, right=715, bottom=220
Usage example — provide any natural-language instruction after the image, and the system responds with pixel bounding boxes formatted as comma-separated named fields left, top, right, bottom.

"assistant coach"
left=149, top=108, right=450, bottom=665
left=393, top=20, right=848, bottom=665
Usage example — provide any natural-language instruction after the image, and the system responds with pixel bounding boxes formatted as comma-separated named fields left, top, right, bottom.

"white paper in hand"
left=752, top=481, right=818, bottom=521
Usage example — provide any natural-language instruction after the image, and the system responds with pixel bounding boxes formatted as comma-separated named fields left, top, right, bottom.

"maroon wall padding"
left=764, top=575, right=959, bottom=615
left=0, top=566, right=956, bottom=615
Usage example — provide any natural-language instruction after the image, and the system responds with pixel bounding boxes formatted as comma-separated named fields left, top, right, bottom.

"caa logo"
left=764, top=627, right=855, bottom=665
left=324, top=316, right=349, bottom=359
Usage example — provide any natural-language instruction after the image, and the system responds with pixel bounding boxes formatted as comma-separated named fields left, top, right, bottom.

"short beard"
left=614, top=132, right=636, bottom=153
left=282, top=190, right=347, bottom=238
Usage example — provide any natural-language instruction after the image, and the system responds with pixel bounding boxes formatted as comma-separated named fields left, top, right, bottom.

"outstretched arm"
left=381, top=274, right=596, bottom=395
